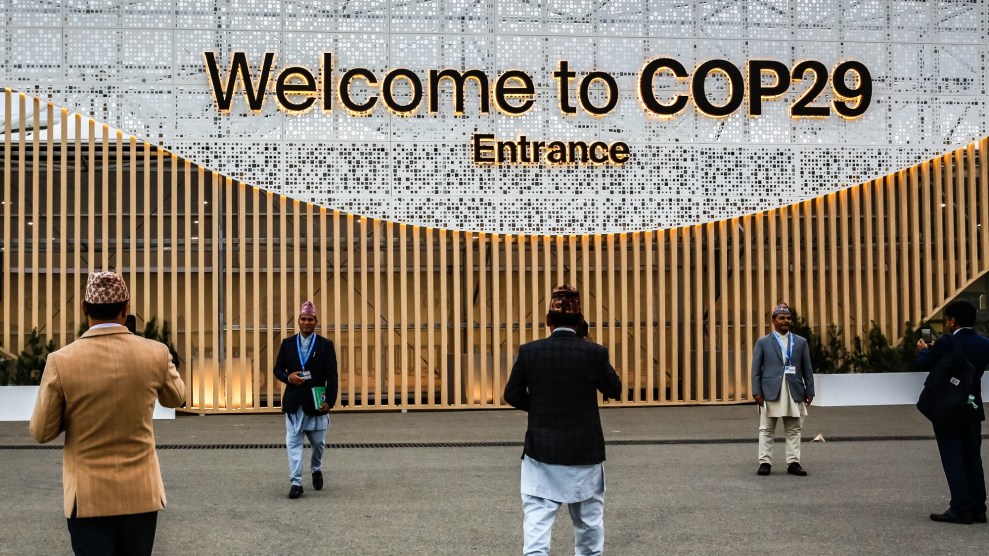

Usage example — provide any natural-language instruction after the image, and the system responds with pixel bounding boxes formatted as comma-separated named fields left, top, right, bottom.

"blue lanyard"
left=296, top=334, right=316, bottom=371
left=773, top=332, right=793, bottom=366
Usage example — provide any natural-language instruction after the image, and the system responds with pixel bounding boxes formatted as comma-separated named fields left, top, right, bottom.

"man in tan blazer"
left=30, top=271, right=185, bottom=556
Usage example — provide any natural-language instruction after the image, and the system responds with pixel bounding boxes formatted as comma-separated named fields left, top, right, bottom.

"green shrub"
left=0, top=329, right=56, bottom=386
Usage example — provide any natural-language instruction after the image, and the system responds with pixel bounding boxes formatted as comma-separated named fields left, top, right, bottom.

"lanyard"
left=296, top=334, right=316, bottom=371
left=773, top=332, right=793, bottom=366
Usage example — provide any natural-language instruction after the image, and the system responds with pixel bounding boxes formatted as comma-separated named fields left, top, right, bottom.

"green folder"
left=312, top=386, right=326, bottom=408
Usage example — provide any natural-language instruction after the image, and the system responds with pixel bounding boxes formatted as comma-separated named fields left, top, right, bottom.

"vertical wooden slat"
left=331, top=211, right=341, bottom=406
left=517, top=234, right=526, bottom=347
left=478, top=233, right=488, bottom=406
left=743, top=214, right=755, bottom=397
left=863, top=180, right=875, bottom=336
left=205, top=171, right=215, bottom=408
left=907, top=167, right=921, bottom=324
left=425, top=227, right=436, bottom=407
left=44, top=104, right=53, bottom=342
left=851, top=185, right=863, bottom=332
left=886, top=175, right=899, bottom=333
left=656, top=230, right=666, bottom=402
left=980, top=139, right=989, bottom=266
left=372, top=219, right=382, bottom=408
left=411, top=226, right=423, bottom=407
left=644, top=231, right=655, bottom=403
left=944, top=155, right=956, bottom=295
left=29, top=99, right=39, bottom=334
left=692, top=226, right=703, bottom=401
left=965, top=144, right=978, bottom=277
left=668, top=229, right=679, bottom=402
left=99, top=123, right=109, bottom=270
left=440, top=227, right=450, bottom=405
left=492, top=233, right=502, bottom=406
left=606, top=234, right=620, bottom=401
left=319, top=206, right=328, bottom=405
left=464, top=232, right=477, bottom=407
left=717, top=221, right=728, bottom=400
left=632, top=232, right=642, bottom=402
left=359, top=217, right=369, bottom=407
left=29, top=98, right=40, bottom=336
left=127, top=136, right=137, bottom=328
left=816, top=197, right=827, bottom=334
left=2, top=91, right=11, bottom=351
left=530, top=235, right=540, bottom=348
left=932, top=159, right=945, bottom=304
left=731, top=219, right=742, bottom=400
left=345, top=213, right=355, bottom=408
left=252, top=187, right=262, bottom=408
left=452, top=231, right=462, bottom=405
left=399, top=223, right=409, bottom=406
left=768, top=208, right=779, bottom=314
left=59, top=108, right=69, bottom=345
left=875, top=178, right=887, bottom=334
left=503, top=234, right=514, bottom=402
left=386, top=221, right=395, bottom=406
left=828, top=193, right=840, bottom=337
left=801, top=201, right=814, bottom=329
left=839, top=188, right=851, bottom=336
left=619, top=233, right=630, bottom=401
left=439, top=228, right=449, bottom=405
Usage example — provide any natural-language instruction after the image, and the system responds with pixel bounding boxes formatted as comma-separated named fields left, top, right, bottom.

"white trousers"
left=758, top=410, right=803, bottom=464
left=522, top=492, right=605, bottom=556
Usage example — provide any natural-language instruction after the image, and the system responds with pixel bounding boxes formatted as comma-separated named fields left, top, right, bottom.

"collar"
left=551, top=328, right=577, bottom=337
left=953, top=327, right=974, bottom=335
left=89, top=322, right=121, bottom=330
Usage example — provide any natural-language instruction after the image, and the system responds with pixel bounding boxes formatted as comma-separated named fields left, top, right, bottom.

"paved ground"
left=1, top=405, right=987, bottom=555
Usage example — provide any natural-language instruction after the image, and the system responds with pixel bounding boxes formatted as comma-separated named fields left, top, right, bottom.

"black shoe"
left=787, top=462, right=807, bottom=476
left=757, top=463, right=771, bottom=476
left=312, top=471, right=323, bottom=491
left=971, top=511, right=986, bottom=523
left=930, top=510, right=973, bottom=524
left=289, top=484, right=303, bottom=499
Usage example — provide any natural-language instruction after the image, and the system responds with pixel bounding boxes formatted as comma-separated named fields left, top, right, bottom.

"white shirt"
left=521, top=455, right=604, bottom=503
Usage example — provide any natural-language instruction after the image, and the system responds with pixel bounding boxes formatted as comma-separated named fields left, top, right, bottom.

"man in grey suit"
left=751, top=302, right=815, bottom=476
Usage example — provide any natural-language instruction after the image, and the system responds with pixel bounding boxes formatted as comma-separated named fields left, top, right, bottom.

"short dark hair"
left=547, top=310, right=582, bottom=327
left=84, top=301, right=127, bottom=321
left=944, top=301, right=977, bottom=327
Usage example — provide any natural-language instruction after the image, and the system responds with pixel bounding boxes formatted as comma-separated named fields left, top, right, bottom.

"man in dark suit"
left=504, top=285, right=621, bottom=556
left=273, top=301, right=338, bottom=499
left=751, top=302, right=815, bottom=477
left=916, top=300, right=989, bottom=524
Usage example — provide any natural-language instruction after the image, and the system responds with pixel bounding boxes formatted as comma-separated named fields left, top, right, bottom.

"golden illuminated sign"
left=203, top=52, right=872, bottom=166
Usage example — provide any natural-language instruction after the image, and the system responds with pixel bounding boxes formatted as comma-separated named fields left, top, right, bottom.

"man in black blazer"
left=273, top=301, right=338, bottom=499
left=504, top=285, right=621, bottom=556
left=916, top=300, right=989, bottom=525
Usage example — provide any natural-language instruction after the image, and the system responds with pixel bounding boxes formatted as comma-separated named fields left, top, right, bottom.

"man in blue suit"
left=751, top=302, right=815, bottom=477
left=273, top=301, right=338, bottom=499
left=916, top=300, right=989, bottom=524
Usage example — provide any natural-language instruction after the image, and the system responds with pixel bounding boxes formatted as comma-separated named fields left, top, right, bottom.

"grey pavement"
left=1, top=405, right=987, bottom=555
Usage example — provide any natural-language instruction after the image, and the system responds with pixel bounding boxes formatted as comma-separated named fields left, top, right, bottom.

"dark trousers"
left=933, top=419, right=986, bottom=514
left=66, top=510, right=158, bottom=556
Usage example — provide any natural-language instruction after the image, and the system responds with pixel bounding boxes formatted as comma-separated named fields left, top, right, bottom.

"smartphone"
left=921, top=328, right=932, bottom=345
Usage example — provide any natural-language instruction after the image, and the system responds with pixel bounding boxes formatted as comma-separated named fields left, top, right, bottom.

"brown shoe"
left=787, top=462, right=807, bottom=476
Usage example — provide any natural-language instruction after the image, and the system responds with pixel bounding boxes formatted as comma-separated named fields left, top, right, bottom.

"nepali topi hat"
left=549, top=284, right=582, bottom=315
left=299, top=301, right=318, bottom=318
left=84, top=271, right=129, bottom=304
left=771, top=302, right=791, bottom=317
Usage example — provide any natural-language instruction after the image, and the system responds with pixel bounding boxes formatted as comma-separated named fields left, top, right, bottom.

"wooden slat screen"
left=1, top=89, right=987, bottom=412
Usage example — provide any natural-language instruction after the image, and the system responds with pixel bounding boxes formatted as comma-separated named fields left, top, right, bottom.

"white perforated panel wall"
left=2, top=0, right=986, bottom=233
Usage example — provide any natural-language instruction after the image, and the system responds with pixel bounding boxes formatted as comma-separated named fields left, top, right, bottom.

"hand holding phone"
left=921, top=328, right=932, bottom=345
